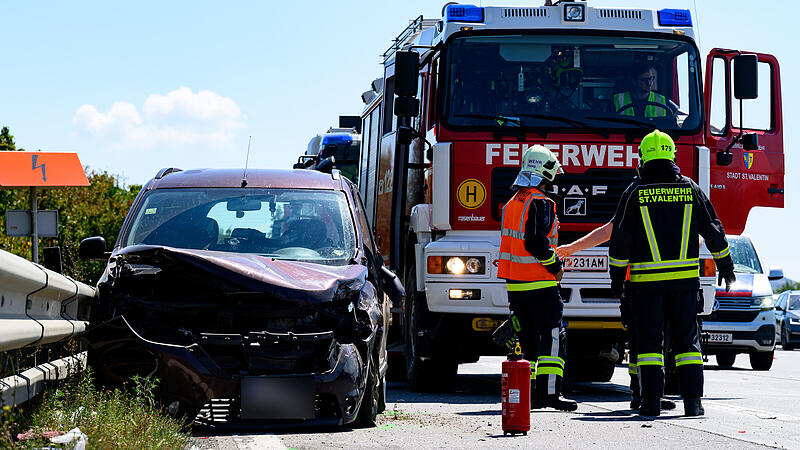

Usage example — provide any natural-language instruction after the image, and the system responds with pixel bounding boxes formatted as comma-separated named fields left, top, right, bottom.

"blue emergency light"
left=321, top=134, right=353, bottom=145
left=658, top=8, right=692, bottom=27
left=445, top=4, right=484, bottom=23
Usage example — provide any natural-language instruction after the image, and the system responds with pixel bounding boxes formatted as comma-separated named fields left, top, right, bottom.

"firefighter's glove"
left=718, top=272, right=736, bottom=292
left=611, top=278, right=624, bottom=299
left=619, top=292, right=631, bottom=329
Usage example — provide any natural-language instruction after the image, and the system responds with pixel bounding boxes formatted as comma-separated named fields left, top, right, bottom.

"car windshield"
left=443, top=34, right=702, bottom=133
left=727, top=237, right=763, bottom=274
left=123, top=188, right=357, bottom=265
left=788, top=295, right=800, bottom=311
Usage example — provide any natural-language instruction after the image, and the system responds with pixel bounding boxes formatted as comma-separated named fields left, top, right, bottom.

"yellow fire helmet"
left=639, top=129, right=676, bottom=164
left=513, top=144, right=564, bottom=188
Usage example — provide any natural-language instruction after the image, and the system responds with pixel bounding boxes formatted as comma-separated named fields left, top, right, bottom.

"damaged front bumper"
left=84, top=316, right=368, bottom=427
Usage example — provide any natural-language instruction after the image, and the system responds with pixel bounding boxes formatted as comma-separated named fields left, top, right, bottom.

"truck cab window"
left=442, top=34, right=702, bottom=134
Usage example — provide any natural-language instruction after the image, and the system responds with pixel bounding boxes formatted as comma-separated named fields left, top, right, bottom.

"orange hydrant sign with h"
left=0, top=152, right=89, bottom=187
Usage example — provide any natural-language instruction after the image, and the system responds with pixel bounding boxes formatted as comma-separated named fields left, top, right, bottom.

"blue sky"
left=1, top=0, right=797, bottom=280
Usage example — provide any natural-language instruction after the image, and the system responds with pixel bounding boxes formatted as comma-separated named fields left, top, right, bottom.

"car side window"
left=351, top=184, right=377, bottom=255
left=777, top=293, right=787, bottom=310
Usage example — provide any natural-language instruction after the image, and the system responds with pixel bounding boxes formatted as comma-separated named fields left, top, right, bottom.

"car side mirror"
left=768, top=265, right=784, bottom=281
left=79, top=236, right=108, bottom=261
left=379, top=265, right=405, bottom=302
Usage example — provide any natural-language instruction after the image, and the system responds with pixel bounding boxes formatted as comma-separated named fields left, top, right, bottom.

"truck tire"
left=566, top=357, right=614, bottom=382
left=404, top=265, right=458, bottom=392
left=716, top=351, right=736, bottom=368
left=749, top=351, right=774, bottom=371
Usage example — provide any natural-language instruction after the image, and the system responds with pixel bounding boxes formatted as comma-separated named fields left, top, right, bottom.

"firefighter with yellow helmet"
left=498, top=144, right=577, bottom=412
left=609, top=129, right=736, bottom=417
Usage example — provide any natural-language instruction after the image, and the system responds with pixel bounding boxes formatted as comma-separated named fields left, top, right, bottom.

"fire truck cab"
left=357, top=2, right=784, bottom=390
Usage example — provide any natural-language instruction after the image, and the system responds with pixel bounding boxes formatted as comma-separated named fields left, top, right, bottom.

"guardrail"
left=0, top=248, right=95, bottom=407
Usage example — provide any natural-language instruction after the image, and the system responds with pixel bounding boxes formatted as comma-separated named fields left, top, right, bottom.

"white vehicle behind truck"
left=703, top=235, right=784, bottom=370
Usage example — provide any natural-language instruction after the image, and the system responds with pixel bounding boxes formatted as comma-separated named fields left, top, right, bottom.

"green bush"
left=0, top=368, right=189, bottom=449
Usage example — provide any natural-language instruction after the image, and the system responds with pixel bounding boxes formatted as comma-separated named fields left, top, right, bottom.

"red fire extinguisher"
left=502, top=341, right=530, bottom=436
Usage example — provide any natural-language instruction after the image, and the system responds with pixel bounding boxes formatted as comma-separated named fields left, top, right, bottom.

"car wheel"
left=355, top=356, right=379, bottom=427
left=404, top=265, right=457, bottom=392
left=782, top=326, right=795, bottom=351
left=750, top=351, right=774, bottom=371
left=716, top=351, right=736, bottom=368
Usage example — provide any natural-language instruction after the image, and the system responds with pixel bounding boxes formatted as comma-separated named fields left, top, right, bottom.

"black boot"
left=660, top=399, right=676, bottom=410
left=684, top=397, right=705, bottom=416
left=548, top=395, right=578, bottom=412
left=638, top=398, right=661, bottom=417
left=630, top=396, right=642, bottom=411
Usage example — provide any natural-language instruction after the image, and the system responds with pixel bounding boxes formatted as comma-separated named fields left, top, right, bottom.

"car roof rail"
left=155, top=167, right=183, bottom=179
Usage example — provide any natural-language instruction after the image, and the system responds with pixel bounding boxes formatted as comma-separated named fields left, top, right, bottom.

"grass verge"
left=1, top=368, right=189, bottom=449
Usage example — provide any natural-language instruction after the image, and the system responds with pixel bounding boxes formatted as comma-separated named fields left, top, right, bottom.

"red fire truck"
left=355, top=3, right=784, bottom=390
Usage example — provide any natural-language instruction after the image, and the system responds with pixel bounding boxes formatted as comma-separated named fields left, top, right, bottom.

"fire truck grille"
left=490, top=167, right=637, bottom=224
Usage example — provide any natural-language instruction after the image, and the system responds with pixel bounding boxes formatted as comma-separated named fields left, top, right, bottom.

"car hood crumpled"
left=113, top=245, right=367, bottom=304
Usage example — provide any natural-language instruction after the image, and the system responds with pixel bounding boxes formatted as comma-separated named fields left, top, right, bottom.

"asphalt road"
left=191, top=347, right=800, bottom=449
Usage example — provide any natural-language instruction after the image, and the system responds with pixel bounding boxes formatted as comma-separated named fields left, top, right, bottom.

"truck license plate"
left=708, top=333, right=733, bottom=344
left=562, top=256, right=608, bottom=272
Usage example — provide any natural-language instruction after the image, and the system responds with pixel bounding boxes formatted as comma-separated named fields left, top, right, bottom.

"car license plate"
left=240, top=376, right=315, bottom=420
left=708, top=333, right=733, bottom=344
left=563, top=256, right=608, bottom=272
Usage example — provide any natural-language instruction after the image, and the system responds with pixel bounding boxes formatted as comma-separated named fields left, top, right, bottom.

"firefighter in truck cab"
left=609, top=130, right=736, bottom=417
left=498, top=144, right=577, bottom=412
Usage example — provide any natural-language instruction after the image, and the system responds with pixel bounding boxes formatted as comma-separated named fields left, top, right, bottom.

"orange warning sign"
left=0, top=152, right=89, bottom=187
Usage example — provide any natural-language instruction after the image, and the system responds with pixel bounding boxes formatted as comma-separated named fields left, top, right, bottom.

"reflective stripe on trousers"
left=637, top=353, right=664, bottom=366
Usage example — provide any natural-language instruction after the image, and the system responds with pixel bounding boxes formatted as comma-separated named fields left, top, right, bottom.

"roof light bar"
left=658, top=8, right=692, bottom=27
left=445, top=4, right=484, bottom=23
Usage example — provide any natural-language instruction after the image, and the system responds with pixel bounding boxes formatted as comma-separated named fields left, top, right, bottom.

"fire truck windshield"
left=443, top=34, right=702, bottom=134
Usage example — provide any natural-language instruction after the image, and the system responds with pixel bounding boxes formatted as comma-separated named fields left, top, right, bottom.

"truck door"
left=704, top=49, right=785, bottom=235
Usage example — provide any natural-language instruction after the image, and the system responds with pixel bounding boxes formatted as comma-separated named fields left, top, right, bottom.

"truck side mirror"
left=742, top=132, right=759, bottom=150
left=717, top=151, right=733, bottom=166
left=79, top=236, right=107, bottom=261
left=394, top=51, right=420, bottom=99
left=734, top=54, right=758, bottom=100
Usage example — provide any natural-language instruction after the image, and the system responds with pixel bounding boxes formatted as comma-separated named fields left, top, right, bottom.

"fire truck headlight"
left=466, top=257, right=483, bottom=274
left=564, top=4, right=585, bottom=22
left=446, top=257, right=466, bottom=275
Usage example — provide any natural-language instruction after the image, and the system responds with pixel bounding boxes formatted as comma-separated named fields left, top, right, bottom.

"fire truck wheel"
left=404, top=265, right=457, bottom=392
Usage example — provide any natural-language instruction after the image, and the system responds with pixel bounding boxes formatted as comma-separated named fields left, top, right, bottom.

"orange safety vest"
left=497, top=187, right=558, bottom=282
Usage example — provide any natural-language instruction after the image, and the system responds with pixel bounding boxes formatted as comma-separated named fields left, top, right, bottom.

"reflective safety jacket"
left=614, top=91, right=668, bottom=118
left=609, top=160, right=734, bottom=290
left=498, top=187, right=562, bottom=291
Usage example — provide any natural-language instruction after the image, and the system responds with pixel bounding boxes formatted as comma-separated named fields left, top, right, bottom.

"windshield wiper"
left=584, top=115, right=656, bottom=130
left=453, top=113, right=522, bottom=127
left=513, top=113, right=609, bottom=138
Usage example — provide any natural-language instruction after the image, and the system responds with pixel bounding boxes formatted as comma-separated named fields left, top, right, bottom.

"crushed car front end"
left=84, top=245, right=384, bottom=427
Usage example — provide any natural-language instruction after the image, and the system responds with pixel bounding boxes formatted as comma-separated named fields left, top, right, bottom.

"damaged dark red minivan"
left=79, top=168, right=403, bottom=427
